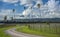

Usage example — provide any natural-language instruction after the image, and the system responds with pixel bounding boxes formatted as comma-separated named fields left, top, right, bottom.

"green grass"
left=0, top=25, right=16, bottom=37
left=16, top=26, right=60, bottom=37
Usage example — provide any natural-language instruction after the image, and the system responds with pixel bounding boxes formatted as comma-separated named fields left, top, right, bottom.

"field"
left=16, top=23, right=60, bottom=37
left=0, top=24, right=16, bottom=37
left=0, top=23, right=60, bottom=37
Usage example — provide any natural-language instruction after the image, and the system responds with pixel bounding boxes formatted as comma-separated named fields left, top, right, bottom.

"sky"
left=0, top=0, right=60, bottom=19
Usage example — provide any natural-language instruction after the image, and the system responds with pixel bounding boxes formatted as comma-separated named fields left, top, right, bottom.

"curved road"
left=5, top=28, right=44, bottom=37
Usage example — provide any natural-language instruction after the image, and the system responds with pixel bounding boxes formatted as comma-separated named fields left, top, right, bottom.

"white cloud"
left=22, top=0, right=60, bottom=18
left=0, top=9, right=23, bottom=20
left=20, top=0, right=33, bottom=6
left=0, top=9, right=13, bottom=20
left=3, top=0, right=18, bottom=3
left=0, top=9, right=13, bottom=16
left=47, top=0, right=56, bottom=12
left=34, top=0, right=43, bottom=8
left=22, top=7, right=32, bottom=16
left=2, top=0, right=33, bottom=6
left=46, top=0, right=60, bottom=18
left=19, top=0, right=43, bottom=7
left=1, top=0, right=60, bottom=18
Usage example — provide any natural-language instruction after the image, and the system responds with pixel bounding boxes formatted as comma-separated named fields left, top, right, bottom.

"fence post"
left=55, top=24, right=57, bottom=33
left=40, top=24, right=42, bottom=32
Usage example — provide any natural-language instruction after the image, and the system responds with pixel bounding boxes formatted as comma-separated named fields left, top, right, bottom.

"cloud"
left=0, top=9, right=13, bottom=20
left=22, top=0, right=45, bottom=18
left=0, top=9, right=13, bottom=16
left=22, top=7, right=32, bottom=17
left=1, top=0, right=60, bottom=18
left=22, top=0, right=60, bottom=18
left=3, top=0, right=18, bottom=3
left=34, top=0, right=43, bottom=8
left=41, top=0, right=60, bottom=18
left=0, top=9, right=23, bottom=20
left=20, top=0, right=33, bottom=6
left=46, top=0, right=60, bottom=18
left=47, top=0, right=56, bottom=12
left=0, top=9, right=23, bottom=17
left=19, top=0, right=43, bottom=7
left=2, top=0, right=33, bottom=6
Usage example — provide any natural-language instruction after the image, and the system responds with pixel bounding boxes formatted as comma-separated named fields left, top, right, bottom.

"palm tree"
left=37, top=4, right=41, bottom=8
left=13, top=9, right=15, bottom=20
left=24, top=7, right=26, bottom=10
left=4, top=15, right=7, bottom=22
left=37, top=4, right=41, bottom=16
left=13, top=9, right=15, bottom=13
left=24, top=7, right=26, bottom=17
left=37, top=4, right=42, bottom=31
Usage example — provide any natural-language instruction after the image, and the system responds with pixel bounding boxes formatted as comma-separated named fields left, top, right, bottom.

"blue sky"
left=0, top=0, right=60, bottom=13
left=0, top=0, right=60, bottom=19
left=0, top=1, right=24, bottom=13
left=0, top=0, right=57, bottom=13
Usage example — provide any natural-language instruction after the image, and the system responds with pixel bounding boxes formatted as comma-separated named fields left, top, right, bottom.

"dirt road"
left=5, top=28, right=44, bottom=37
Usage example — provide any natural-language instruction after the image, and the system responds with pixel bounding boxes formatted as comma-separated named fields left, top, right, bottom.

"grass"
left=16, top=26, right=60, bottom=37
left=0, top=23, right=60, bottom=37
left=0, top=25, right=16, bottom=37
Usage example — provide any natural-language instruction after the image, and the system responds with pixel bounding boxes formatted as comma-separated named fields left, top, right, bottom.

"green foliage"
left=0, top=28, right=10, bottom=37
left=45, top=22, right=50, bottom=25
left=16, top=25, right=60, bottom=37
left=0, top=25, right=16, bottom=37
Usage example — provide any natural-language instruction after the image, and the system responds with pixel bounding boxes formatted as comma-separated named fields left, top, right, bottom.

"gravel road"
left=5, top=28, right=44, bottom=37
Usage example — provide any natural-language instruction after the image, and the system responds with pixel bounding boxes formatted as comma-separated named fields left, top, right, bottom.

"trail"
left=5, top=28, right=44, bottom=37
